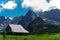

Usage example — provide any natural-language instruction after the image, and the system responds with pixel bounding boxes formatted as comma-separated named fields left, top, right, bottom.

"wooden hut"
left=6, top=24, right=29, bottom=35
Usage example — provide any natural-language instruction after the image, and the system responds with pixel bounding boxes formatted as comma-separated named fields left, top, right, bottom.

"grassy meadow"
left=0, top=33, right=60, bottom=40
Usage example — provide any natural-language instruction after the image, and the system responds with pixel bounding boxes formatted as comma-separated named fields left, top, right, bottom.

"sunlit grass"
left=0, top=33, right=60, bottom=40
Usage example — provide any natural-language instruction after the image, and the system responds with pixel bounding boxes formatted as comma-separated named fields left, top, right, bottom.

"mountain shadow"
left=27, top=17, right=60, bottom=34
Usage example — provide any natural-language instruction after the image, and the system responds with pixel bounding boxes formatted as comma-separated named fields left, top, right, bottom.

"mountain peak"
left=26, top=10, right=36, bottom=16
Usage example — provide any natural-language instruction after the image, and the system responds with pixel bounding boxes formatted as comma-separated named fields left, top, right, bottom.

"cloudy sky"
left=0, top=0, right=29, bottom=18
left=0, top=0, right=60, bottom=18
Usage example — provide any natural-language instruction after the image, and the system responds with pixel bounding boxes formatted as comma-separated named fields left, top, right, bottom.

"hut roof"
left=9, top=24, right=29, bottom=33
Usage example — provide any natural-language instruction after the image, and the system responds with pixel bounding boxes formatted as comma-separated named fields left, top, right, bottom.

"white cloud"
left=5, top=17, right=13, bottom=20
left=9, top=18, right=13, bottom=20
left=49, top=0, right=60, bottom=9
left=0, top=1, right=17, bottom=10
left=22, top=0, right=60, bottom=12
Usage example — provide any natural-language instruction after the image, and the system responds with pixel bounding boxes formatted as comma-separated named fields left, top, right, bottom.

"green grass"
left=20, top=34, right=60, bottom=40
left=1, top=33, right=60, bottom=40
